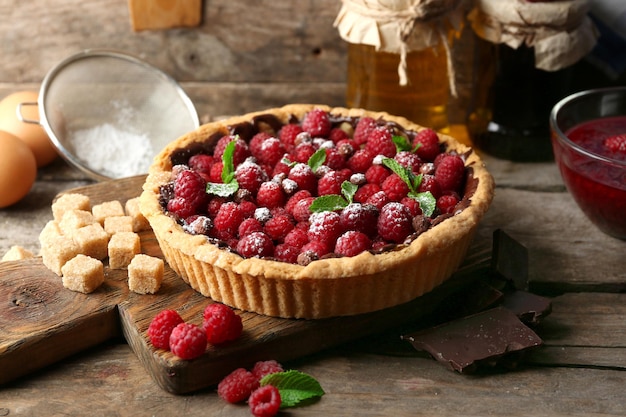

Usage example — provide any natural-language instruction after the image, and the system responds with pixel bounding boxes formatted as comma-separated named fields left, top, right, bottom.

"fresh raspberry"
left=381, top=173, right=409, bottom=202
left=239, top=200, right=258, bottom=219
left=292, top=196, right=315, bottom=223
left=188, top=154, right=215, bottom=175
left=271, top=158, right=292, bottom=177
left=433, top=152, right=448, bottom=168
left=290, top=142, right=316, bottom=164
left=251, top=360, right=284, bottom=381
left=366, top=190, right=391, bottom=211
left=418, top=174, right=442, bottom=199
left=274, top=243, right=300, bottom=263
left=256, top=181, right=286, bottom=209
left=279, top=123, right=304, bottom=151
left=308, top=211, right=343, bottom=244
left=302, top=108, right=331, bottom=137
left=236, top=160, right=268, bottom=195
left=203, top=303, right=243, bottom=345
left=434, top=154, right=465, bottom=192
left=335, top=230, right=372, bottom=257
left=285, top=190, right=312, bottom=216
left=214, top=201, right=244, bottom=241
left=174, top=169, right=209, bottom=211
left=365, top=164, right=390, bottom=185
left=604, top=134, right=626, bottom=154
left=288, top=163, right=317, bottom=193
left=255, top=137, right=286, bottom=167
left=353, top=116, right=378, bottom=146
left=377, top=202, right=414, bottom=243
left=318, top=169, right=349, bottom=196
left=347, top=149, right=375, bottom=173
left=249, top=132, right=274, bottom=157
left=394, top=151, right=422, bottom=173
left=218, top=368, right=260, bottom=404
left=209, top=161, right=224, bottom=183
left=147, top=309, right=185, bottom=350
left=329, top=127, right=350, bottom=144
left=413, top=128, right=441, bottom=161
left=354, top=183, right=381, bottom=204
left=207, top=196, right=227, bottom=218
left=249, top=385, right=281, bottom=417
left=264, top=213, right=295, bottom=242
left=401, top=196, right=422, bottom=216
left=236, top=231, right=275, bottom=258
left=238, top=217, right=264, bottom=237
left=437, top=192, right=460, bottom=214
left=325, top=147, right=347, bottom=171
left=167, top=196, right=196, bottom=219
left=339, top=202, right=379, bottom=237
left=299, top=240, right=332, bottom=260
left=283, top=227, right=309, bottom=249
left=214, top=135, right=251, bottom=166
left=169, top=322, right=207, bottom=360
left=365, top=126, right=396, bottom=158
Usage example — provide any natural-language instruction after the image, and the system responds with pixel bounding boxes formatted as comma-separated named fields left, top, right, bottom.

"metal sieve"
left=20, top=49, right=199, bottom=181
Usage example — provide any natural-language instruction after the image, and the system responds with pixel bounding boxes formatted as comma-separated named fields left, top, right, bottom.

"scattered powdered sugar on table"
left=70, top=123, right=154, bottom=178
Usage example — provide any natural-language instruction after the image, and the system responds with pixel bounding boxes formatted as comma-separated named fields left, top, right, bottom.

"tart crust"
left=140, top=104, right=495, bottom=319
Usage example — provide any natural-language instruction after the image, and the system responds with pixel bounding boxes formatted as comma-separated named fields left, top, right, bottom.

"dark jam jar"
left=466, top=0, right=598, bottom=162
left=467, top=41, right=577, bottom=162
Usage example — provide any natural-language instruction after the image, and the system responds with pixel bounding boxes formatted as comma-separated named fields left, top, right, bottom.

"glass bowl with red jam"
left=550, top=87, right=626, bottom=240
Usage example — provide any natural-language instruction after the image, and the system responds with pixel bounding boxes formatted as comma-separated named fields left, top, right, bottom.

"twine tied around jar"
left=334, top=0, right=461, bottom=96
left=468, top=0, right=599, bottom=71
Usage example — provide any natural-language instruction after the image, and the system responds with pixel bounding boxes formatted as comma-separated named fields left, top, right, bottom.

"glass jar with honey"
left=335, top=0, right=465, bottom=134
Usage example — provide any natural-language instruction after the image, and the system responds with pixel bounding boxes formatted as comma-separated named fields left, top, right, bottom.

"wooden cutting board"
left=0, top=175, right=490, bottom=394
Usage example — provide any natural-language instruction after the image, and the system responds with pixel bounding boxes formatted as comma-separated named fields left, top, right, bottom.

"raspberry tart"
left=140, top=104, right=494, bottom=318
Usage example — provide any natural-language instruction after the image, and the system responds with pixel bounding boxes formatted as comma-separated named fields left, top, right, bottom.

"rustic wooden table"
left=1, top=135, right=625, bottom=416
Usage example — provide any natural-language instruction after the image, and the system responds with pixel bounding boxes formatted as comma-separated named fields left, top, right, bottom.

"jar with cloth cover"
left=466, top=0, right=599, bottom=161
left=334, top=0, right=464, bottom=133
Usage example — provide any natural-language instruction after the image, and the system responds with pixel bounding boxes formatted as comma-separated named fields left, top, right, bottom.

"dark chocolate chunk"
left=401, top=307, right=543, bottom=373
left=501, top=290, right=552, bottom=326
left=492, top=229, right=528, bottom=290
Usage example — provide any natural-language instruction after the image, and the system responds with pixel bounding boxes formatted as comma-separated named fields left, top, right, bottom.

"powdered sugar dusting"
left=70, top=123, right=153, bottom=178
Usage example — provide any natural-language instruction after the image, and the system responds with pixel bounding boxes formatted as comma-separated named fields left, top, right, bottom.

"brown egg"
left=0, top=91, right=58, bottom=167
left=0, top=130, right=37, bottom=208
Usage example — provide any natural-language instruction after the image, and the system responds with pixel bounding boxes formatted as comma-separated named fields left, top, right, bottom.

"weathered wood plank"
left=0, top=343, right=624, bottom=417
left=0, top=0, right=346, bottom=84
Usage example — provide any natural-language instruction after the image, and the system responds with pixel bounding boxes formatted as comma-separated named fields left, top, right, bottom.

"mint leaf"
left=309, top=194, right=348, bottom=212
left=392, top=135, right=412, bottom=152
left=260, top=370, right=325, bottom=408
left=281, top=156, right=297, bottom=168
left=221, top=139, right=237, bottom=184
left=382, top=157, right=418, bottom=193
left=206, top=181, right=239, bottom=198
left=206, top=138, right=239, bottom=197
left=308, top=148, right=326, bottom=172
left=409, top=191, right=436, bottom=217
left=341, top=181, right=358, bottom=204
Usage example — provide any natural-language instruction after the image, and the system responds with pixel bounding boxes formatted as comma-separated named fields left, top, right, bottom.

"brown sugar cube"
left=108, top=232, right=141, bottom=269
left=51, top=193, right=91, bottom=221
left=92, top=200, right=125, bottom=225
left=59, top=209, right=95, bottom=236
left=103, top=215, right=134, bottom=237
left=1, top=245, right=34, bottom=262
left=61, top=254, right=104, bottom=294
left=41, top=235, right=80, bottom=276
left=125, top=196, right=150, bottom=232
left=39, top=220, right=63, bottom=247
left=72, top=223, right=109, bottom=260
left=128, top=254, right=164, bottom=294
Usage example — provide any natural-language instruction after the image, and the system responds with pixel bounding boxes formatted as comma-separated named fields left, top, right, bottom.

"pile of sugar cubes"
left=32, top=193, right=165, bottom=295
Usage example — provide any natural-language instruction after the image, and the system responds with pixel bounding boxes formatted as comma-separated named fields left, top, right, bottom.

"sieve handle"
left=17, top=101, right=41, bottom=125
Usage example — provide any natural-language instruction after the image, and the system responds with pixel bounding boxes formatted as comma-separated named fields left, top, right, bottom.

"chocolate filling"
left=159, top=112, right=480, bottom=261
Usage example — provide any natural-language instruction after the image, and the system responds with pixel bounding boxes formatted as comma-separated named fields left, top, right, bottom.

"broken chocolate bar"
left=401, top=307, right=543, bottom=373
left=501, top=290, right=552, bottom=326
